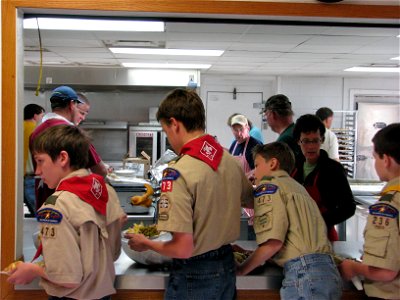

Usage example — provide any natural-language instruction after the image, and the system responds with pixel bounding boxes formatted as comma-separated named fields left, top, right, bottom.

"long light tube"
left=344, top=66, right=400, bottom=73
left=110, top=48, right=223, bottom=56
left=23, top=18, right=165, bottom=32
left=122, top=63, right=211, bottom=69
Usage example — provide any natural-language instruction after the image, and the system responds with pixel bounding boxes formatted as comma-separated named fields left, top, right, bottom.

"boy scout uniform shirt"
left=253, top=170, right=332, bottom=267
left=157, top=151, right=254, bottom=256
left=36, top=169, right=124, bottom=299
left=362, top=177, right=400, bottom=299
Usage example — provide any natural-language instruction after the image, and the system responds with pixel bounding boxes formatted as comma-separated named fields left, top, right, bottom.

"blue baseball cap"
left=50, top=86, right=83, bottom=104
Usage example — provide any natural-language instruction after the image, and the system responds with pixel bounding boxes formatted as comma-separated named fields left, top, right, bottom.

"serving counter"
left=17, top=235, right=367, bottom=299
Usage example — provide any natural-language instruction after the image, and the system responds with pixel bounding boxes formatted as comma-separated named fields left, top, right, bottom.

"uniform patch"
left=40, top=225, right=57, bottom=239
left=162, top=168, right=180, bottom=180
left=45, top=195, right=58, bottom=206
left=158, top=194, right=170, bottom=221
left=369, top=203, right=398, bottom=218
left=200, top=141, right=217, bottom=160
left=36, top=208, right=63, bottom=224
left=379, top=193, right=394, bottom=203
left=254, top=183, right=278, bottom=197
left=161, top=168, right=180, bottom=192
left=91, top=177, right=103, bottom=199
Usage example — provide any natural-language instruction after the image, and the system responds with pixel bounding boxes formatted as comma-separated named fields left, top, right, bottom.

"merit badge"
left=200, top=141, right=217, bottom=160
left=36, top=208, right=63, bottom=224
left=254, top=183, right=278, bottom=197
left=158, top=194, right=171, bottom=221
left=369, top=203, right=398, bottom=218
left=91, top=177, right=103, bottom=199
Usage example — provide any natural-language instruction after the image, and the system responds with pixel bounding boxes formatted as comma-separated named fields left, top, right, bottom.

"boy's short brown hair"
left=252, top=142, right=295, bottom=174
left=156, top=88, right=205, bottom=132
left=32, top=124, right=90, bottom=170
left=372, top=123, right=400, bottom=164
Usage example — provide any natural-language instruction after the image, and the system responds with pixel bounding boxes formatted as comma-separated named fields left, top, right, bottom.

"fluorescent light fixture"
left=23, top=17, right=164, bottom=32
left=390, top=56, right=400, bottom=60
left=110, top=48, right=223, bottom=56
left=122, top=63, right=211, bottom=69
left=345, top=66, right=400, bottom=73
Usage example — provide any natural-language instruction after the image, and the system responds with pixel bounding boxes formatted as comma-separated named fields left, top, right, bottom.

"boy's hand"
left=124, top=233, right=150, bottom=252
left=7, top=262, right=40, bottom=285
left=338, top=259, right=358, bottom=280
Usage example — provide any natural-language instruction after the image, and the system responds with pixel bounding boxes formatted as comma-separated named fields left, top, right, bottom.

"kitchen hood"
left=24, top=66, right=201, bottom=88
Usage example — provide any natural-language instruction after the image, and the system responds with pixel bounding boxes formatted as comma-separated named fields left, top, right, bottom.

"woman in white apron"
left=229, top=115, right=263, bottom=240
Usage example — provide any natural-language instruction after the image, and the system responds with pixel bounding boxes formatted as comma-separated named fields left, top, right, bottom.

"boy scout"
left=7, top=125, right=125, bottom=300
left=237, top=142, right=342, bottom=300
left=339, top=123, right=400, bottom=300
left=125, top=89, right=254, bottom=299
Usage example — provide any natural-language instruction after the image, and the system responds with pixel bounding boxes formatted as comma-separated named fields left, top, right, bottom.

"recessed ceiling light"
left=110, top=48, right=223, bottom=56
left=344, top=66, right=400, bottom=73
left=23, top=18, right=165, bottom=32
left=390, top=56, right=400, bottom=60
left=122, top=63, right=211, bottom=69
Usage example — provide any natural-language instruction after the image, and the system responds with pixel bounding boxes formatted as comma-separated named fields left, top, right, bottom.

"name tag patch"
left=369, top=203, right=398, bottom=218
left=36, top=208, right=63, bottom=224
left=254, top=183, right=278, bottom=197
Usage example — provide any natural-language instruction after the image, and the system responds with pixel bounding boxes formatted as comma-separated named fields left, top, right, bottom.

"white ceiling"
left=24, top=19, right=400, bottom=78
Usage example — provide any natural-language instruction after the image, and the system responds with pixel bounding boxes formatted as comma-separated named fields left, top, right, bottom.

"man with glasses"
left=30, top=86, right=108, bottom=210
left=291, top=114, right=355, bottom=241
left=262, top=94, right=302, bottom=162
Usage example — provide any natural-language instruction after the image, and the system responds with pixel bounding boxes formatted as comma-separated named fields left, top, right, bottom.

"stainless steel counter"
left=114, top=240, right=362, bottom=290
left=17, top=227, right=363, bottom=292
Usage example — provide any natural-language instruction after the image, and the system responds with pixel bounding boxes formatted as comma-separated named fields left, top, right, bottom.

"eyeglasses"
left=299, top=138, right=322, bottom=145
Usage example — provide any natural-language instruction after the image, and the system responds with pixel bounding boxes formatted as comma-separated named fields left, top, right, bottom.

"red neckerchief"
left=56, top=173, right=108, bottom=215
left=180, top=134, right=223, bottom=171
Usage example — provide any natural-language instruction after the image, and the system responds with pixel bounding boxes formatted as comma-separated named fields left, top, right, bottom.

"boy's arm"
left=339, top=259, right=398, bottom=282
left=7, top=262, right=78, bottom=288
left=237, top=239, right=283, bottom=275
left=125, top=231, right=194, bottom=259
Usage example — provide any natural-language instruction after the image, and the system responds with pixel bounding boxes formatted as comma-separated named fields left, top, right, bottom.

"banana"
left=130, top=183, right=154, bottom=207
left=2, top=261, right=23, bottom=274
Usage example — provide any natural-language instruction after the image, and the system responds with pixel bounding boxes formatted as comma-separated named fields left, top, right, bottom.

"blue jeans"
left=24, top=176, right=36, bottom=215
left=165, top=244, right=236, bottom=300
left=281, top=253, right=342, bottom=300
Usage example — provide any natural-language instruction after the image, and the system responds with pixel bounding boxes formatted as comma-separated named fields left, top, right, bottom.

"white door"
left=356, top=102, right=400, bottom=180
left=205, top=91, right=264, bottom=149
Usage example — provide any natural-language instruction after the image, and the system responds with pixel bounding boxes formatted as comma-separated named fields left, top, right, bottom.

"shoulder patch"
left=36, top=208, right=63, bottom=224
left=369, top=203, right=398, bottom=219
left=162, top=168, right=180, bottom=181
left=379, top=193, right=394, bottom=203
left=254, top=183, right=278, bottom=197
left=45, top=195, right=58, bottom=206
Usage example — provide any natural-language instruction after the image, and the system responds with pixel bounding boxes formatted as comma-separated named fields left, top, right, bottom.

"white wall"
left=23, top=74, right=399, bottom=147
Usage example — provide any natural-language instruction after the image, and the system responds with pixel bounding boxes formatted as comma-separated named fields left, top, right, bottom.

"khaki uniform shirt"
left=37, top=169, right=124, bottom=299
left=157, top=151, right=254, bottom=256
left=253, top=170, right=332, bottom=267
left=363, top=177, right=400, bottom=299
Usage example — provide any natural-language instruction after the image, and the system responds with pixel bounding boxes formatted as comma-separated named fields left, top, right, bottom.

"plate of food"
left=121, top=223, right=172, bottom=265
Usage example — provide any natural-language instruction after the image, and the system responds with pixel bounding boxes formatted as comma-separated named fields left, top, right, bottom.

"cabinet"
left=346, top=205, right=368, bottom=243
left=332, top=111, right=357, bottom=178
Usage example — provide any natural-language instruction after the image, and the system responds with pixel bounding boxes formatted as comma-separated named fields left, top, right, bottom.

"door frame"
left=2, top=1, right=399, bottom=299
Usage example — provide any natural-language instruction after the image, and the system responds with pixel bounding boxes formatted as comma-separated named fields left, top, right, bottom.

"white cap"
left=231, top=115, right=248, bottom=127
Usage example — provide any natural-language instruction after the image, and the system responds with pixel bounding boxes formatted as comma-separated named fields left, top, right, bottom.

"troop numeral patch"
left=40, top=225, right=57, bottom=239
